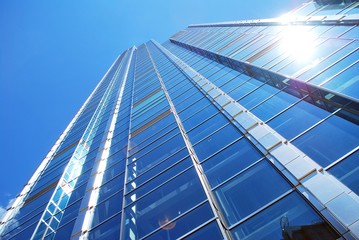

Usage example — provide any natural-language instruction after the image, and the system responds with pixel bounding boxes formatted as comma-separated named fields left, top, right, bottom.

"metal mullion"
left=146, top=41, right=232, bottom=240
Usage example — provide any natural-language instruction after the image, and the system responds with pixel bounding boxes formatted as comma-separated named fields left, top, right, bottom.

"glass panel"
left=187, top=113, right=228, bottom=143
left=88, top=214, right=121, bottom=240
left=7, top=222, right=39, bottom=240
left=232, top=191, right=339, bottom=240
left=145, top=202, right=214, bottom=240
left=130, top=128, right=180, bottom=158
left=323, top=61, right=359, bottom=99
left=203, top=137, right=264, bottom=187
left=251, top=91, right=298, bottom=121
left=125, top=157, right=192, bottom=205
left=329, top=150, right=359, bottom=195
left=54, top=220, right=76, bottom=240
left=279, top=38, right=349, bottom=77
left=239, top=83, right=279, bottom=109
left=92, top=190, right=123, bottom=228
left=128, top=133, right=186, bottom=175
left=98, top=173, right=125, bottom=203
left=182, top=104, right=218, bottom=130
left=123, top=168, right=206, bottom=239
left=297, top=40, right=357, bottom=82
left=229, top=79, right=263, bottom=100
left=194, top=123, right=242, bottom=161
left=341, top=26, right=359, bottom=38
left=184, top=221, right=223, bottom=240
left=309, top=48, right=359, bottom=85
left=293, top=114, right=359, bottom=167
left=268, top=100, right=329, bottom=140
left=215, top=160, right=291, bottom=226
left=126, top=149, right=189, bottom=189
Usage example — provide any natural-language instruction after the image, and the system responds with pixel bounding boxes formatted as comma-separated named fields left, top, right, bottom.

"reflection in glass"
left=328, top=150, right=359, bottom=195
left=293, top=114, right=359, bottom=167
left=232, top=192, right=339, bottom=240
left=123, top=168, right=205, bottom=239
left=215, top=160, right=291, bottom=226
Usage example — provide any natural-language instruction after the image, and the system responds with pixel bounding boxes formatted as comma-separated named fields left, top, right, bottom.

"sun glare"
left=280, top=26, right=316, bottom=61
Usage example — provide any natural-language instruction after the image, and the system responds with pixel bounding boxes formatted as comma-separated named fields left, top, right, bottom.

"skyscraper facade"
left=1, top=1, right=358, bottom=239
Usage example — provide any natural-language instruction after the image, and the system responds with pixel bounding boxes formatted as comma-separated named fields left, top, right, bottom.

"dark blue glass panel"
left=329, top=150, right=359, bottom=195
left=194, top=123, right=242, bottom=161
left=203, top=138, right=263, bottom=187
left=184, top=221, right=223, bottom=240
left=187, top=113, right=228, bottom=143
left=130, top=128, right=180, bottom=158
left=57, top=200, right=82, bottom=228
left=102, top=160, right=125, bottom=182
left=88, top=213, right=121, bottom=240
left=129, top=134, right=186, bottom=174
left=2, top=222, right=37, bottom=240
left=54, top=220, right=76, bottom=240
left=123, top=168, right=206, bottom=239
left=125, top=157, right=192, bottom=205
left=239, top=83, right=279, bottom=109
left=92, top=190, right=123, bottom=227
left=268, top=100, right=329, bottom=140
left=130, top=113, right=176, bottom=147
left=251, top=91, right=298, bottom=121
left=215, top=160, right=291, bottom=226
left=220, top=74, right=252, bottom=92
left=126, top=149, right=189, bottom=188
left=1, top=212, right=42, bottom=239
left=293, top=115, right=359, bottom=167
left=232, top=192, right=339, bottom=240
left=229, top=79, right=262, bottom=100
left=145, top=202, right=214, bottom=240
left=182, top=104, right=218, bottom=129
left=98, top=174, right=125, bottom=203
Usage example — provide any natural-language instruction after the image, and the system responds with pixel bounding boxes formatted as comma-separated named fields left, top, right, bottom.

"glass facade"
left=1, top=1, right=358, bottom=239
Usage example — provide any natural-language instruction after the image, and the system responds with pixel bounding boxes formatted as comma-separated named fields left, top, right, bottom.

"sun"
left=280, top=25, right=316, bottom=61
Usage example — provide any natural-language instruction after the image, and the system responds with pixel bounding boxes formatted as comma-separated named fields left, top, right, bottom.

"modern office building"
left=1, top=0, right=359, bottom=239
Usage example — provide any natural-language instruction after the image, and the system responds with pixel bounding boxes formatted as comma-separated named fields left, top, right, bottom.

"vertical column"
left=70, top=48, right=135, bottom=239
left=145, top=43, right=231, bottom=240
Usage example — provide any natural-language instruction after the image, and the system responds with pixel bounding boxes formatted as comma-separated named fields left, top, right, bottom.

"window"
left=214, top=160, right=291, bottom=226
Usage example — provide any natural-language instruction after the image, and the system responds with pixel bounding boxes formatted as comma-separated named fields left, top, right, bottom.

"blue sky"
left=0, top=0, right=305, bottom=209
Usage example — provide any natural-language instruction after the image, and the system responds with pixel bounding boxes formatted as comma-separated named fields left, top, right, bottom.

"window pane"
left=92, top=191, right=123, bottom=227
left=215, top=160, right=291, bottom=226
left=54, top=220, right=76, bottom=240
left=329, top=150, right=359, bottom=195
left=184, top=221, right=223, bottom=240
left=203, top=138, right=264, bottom=187
left=293, top=114, right=359, bottom=167
left=232, top=192, right=339, bottom=240
left=123, top=168, right=206, bottom=238
left=187, top=113, right=228, bottom=143
left=88, top=214, right=121, bottom=240
left=268, top=100, right=329, bottom=140
left=323, top=61, right=359, bottom=99
left=194, top=123, right=242, bottom=161
left=145, top=202, right=214, bottom=240
left=251, top=91, right=298, bottom=121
